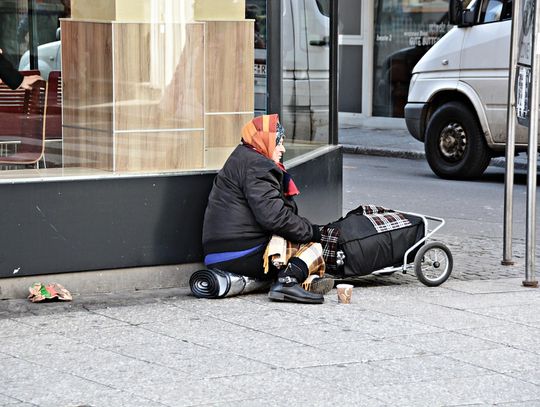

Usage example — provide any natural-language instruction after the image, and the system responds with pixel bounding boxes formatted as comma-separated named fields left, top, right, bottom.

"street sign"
left=516, top=65, right=531, bottom=126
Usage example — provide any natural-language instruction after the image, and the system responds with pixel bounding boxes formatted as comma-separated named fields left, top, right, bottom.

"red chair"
left=0, top=79, right=47, bottom=167
left=0, top=70, right=41, bottom=139
left=45, top=70, right=61, bottom=141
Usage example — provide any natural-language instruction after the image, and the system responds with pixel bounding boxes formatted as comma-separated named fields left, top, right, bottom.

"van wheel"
left=425, top=102, right=491, bottom=179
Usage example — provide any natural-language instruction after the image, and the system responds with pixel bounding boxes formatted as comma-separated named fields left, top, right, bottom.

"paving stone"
left=0, top=333, right=89, bottom=359
left=449, top=348, right=540, bottom=374
left=150, top=319, right=296, bottom=353
left=313, top=337, right=421, bottom=363
left=403, top=307, right=503, bottom=331
left=506, top=368, right=540, bottom=387
left=195, top=305, right=318, bottom=330
left=88, top=302, right=189, bottom=325
left=257, top=322, right=373, bottom=346
left=0, top=319, right=40, bottom=339
left=385, top=330, right=505, bottom=355
left=0, top=359, right=162, bottom=407
left=177, top=353, right=274, bottom=379
left=493, top=400, right=540, bottom=406
left=327, top=309, right=442, bottom=339
left=470, top=304, right=540, bottom=329
left=213, top=370, right=386, bottom=406
left=292, top=360, right=407, bottom=387
left=361, top=374, right=540, bottom=406
left=419, top=289, right=540, bottom=310
left=19, top=309, right=129, bottom=333
left=457, top=323, right=540, bottom=354
left=0, top=395, right=19, bottom=405
left=443, top=278, right=531, bottom=294
left=239, top=340, right=353, bottom=369
left=64, top=323, right=183, bottom=349
left=105, top=339, right=222, bottom=368
left=207, top=398, right=284, bottom=407
left=134, top=377, right=251, bottom=406
left=371, top=354, right=491, bottom=382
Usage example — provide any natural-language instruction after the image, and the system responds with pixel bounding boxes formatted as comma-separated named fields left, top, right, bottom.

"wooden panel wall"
left=61, top=19, right=253, bottom=172
left=205, top=21, right=254, bottom=113
left=61, top=21, right=114, bottom=170
left=205, top=113, right=252, bottom=148
left=204, top=21, right=253, bottom=168
left=115, top=131, right=204, bottom=171
left=113, top=23, right=204, bottom=131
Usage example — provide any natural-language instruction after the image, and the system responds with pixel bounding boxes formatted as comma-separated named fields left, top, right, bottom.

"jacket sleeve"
left=0, top=54, right=23, bottom=90
left=244, top=164, right=318, bottom=243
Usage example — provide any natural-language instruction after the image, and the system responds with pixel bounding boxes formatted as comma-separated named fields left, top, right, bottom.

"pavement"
left=2, top=125, right=540, bottom=407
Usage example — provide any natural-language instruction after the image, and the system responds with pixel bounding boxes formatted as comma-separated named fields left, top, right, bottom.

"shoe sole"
left=268, top=291, right=324, bottom=304
left=308, top=278, right=335, bottom=295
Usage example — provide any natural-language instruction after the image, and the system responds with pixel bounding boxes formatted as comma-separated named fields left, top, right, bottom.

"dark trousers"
left=207, top=245, right=277, bottom=281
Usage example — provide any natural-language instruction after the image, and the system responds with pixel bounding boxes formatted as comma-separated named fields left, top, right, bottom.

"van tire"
left=425, top=102, right=491, bottom=179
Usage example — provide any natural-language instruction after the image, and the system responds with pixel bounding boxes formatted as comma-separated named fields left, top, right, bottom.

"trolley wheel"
left=414, top=242, right=453, bottom=287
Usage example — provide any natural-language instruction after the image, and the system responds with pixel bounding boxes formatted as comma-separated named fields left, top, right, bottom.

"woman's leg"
left=207, top=246, right=276, bottom=280
left=268, top=242, right=331, bottom=304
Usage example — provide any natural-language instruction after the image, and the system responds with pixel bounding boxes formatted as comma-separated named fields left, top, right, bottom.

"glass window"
left=315, top=0, right=331, bottom=17
left=0, top=2, right=262, bottom=181
left=246, top=0, right=267, bottom=116
left=281, top=0, right=331, bottom=156
left=0, top=0, right=332, bottom=182
left=480, top=0, right=512, bottom=22
left=372, top=0, right=451, bottom=117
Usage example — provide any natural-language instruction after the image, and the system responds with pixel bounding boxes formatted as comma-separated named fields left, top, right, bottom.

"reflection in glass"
left=373, top=0, right=450, bottom=117
left=281, top=0, right=330, bottom=158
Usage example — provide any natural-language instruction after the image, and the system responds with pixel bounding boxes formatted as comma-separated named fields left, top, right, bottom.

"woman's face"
left=272, top=138, right=286, bottom=163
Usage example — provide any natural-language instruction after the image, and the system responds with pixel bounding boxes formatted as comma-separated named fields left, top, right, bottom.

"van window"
left=480, top=0, right=512, bottom=23
left=315, top=0, right=330, bottom=17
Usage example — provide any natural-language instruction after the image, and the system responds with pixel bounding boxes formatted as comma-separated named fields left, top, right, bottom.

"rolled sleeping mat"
left=189, top=269, right=271, bottom=299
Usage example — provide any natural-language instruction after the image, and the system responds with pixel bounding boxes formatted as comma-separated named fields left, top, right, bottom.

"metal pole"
left=267, top=0, right=282, bottom=118
left=502, top=0, right=521, bottom=266
left=330, top=0, right=339, bottom=145
left=524, top=0, right=540, bottom=287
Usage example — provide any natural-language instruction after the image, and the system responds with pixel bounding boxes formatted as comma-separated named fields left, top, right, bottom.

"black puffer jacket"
left=203, top=145, right=320, bottom=254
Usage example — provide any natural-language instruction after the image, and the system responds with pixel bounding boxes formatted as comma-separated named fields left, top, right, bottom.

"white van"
left=405, top=0, right=516, bottom=179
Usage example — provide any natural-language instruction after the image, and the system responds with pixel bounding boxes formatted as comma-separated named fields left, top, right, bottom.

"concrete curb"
left=341, top=144, right=424, bottom=160
left=342, top=144, right=533, bottom=171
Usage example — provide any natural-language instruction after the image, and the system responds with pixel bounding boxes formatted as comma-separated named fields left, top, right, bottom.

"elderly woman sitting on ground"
left=202, top=114, right=333, bottom=304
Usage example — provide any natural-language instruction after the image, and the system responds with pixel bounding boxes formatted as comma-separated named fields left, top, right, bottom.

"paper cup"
left=336, top=284, right=353, bottom=304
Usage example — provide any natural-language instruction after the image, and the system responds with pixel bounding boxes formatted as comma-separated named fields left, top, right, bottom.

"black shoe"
left=306, top=276, right=335, bottom=295
left=268, top=277, right=324, bottom=304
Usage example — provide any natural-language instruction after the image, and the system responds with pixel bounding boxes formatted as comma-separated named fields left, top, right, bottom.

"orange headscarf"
left=241, top=114, right=279, bottom=160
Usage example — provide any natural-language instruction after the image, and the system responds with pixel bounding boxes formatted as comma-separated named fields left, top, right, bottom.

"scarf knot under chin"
left=276, top=162, right=299, bottom=197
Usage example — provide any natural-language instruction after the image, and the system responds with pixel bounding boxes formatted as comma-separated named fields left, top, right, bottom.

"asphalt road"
left=343, top=153, right=537, bottom=240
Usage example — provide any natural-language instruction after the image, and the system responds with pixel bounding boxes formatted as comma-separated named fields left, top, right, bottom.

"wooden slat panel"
left=61, top=21, right=113, bottom=132
left=205, top=113, right=252, bottom=148
left=113, top=23, right=204, bottom=131
left=115, top=131, right=204, bottom=171
left=205, top=21, right=254, bottom=113
left=62, top=127, right=113, bottom=170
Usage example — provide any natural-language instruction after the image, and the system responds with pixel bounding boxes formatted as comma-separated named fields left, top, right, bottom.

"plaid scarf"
left=240, top=115, right=299, bottom=197
left=241, top=114, right=279, bottom=159
left=276, top=162, right=299, bottom=196
left=263, top=235, right=325, bottom=277
left=320, top=226, right=340, bottom=270
left=361, top=205, right=412, bottom=233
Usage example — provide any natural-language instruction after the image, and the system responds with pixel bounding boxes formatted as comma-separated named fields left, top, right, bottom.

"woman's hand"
left=19, top=75, right=43, bottom=90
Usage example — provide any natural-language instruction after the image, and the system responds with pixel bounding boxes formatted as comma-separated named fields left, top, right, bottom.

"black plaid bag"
left=327, top=205, right=425, bottom=277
